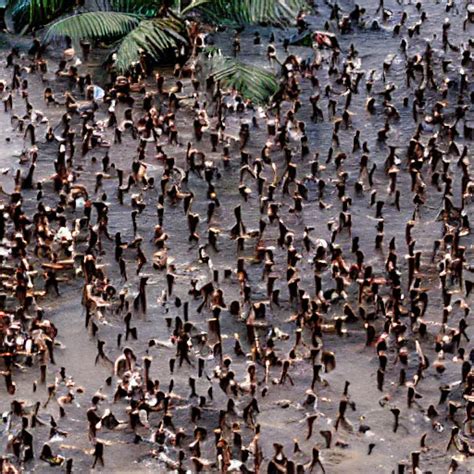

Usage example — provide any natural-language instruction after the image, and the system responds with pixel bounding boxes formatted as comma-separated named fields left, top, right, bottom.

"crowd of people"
left=0, top=0, right=473, bottom=472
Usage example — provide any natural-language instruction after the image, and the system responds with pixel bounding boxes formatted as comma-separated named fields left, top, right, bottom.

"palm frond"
left=110, top=0, right=182, bottom=15
left=6, top=0, right=30, bottom=30
left=6, top=0, right=72, bottom=31
left=207, top=55, right=279, bottom=104
left=115, top=17, right=187, bottom=72
left=183, top=0, right=306, bottom=27
left=110, top=0, right=159, bottom=17
left=29, top=0, right=71, bottom=24
left=44, top=11, right=141, bottom=41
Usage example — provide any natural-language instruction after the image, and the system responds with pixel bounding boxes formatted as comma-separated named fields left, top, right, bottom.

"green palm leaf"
left=6, top=0, right=72, bottom=31
left=44, top=11, right=141, bottom=41
left=115, top=17, right=187, bottom=72
left=183, top=0, right=306, bottom=27
left=29, top=0, right=71, bottom=23
left=207, top=55, right=278, bottom=104
left=110, top=0, right=160, bottom=17
left=6, top=0, right=30, bottom=30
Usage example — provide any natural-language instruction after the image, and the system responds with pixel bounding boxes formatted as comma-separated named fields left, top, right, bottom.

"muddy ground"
left=0, top=0, right=473, bottom=473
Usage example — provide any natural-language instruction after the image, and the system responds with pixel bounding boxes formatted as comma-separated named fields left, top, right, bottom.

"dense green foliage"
left=182, top=0, right=306, bottom=27
left=7, top=0, right=72, bottom=31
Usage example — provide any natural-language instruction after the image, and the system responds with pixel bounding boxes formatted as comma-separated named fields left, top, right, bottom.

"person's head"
left=40, top=443, right=53, bottom=458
